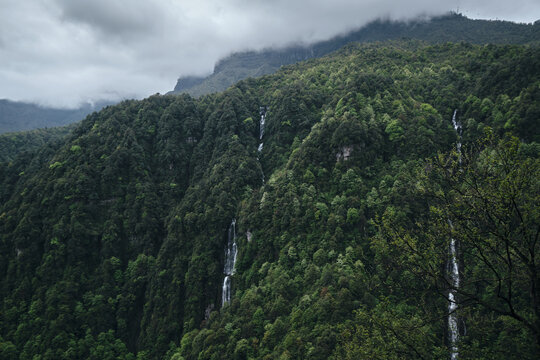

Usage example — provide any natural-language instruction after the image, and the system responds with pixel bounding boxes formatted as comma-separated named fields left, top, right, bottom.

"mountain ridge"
left=171, top=13, right=540, bottom=97
left=0, top=99, right=113, bottom=134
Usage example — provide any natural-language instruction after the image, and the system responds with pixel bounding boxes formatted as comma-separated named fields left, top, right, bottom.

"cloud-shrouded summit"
left=0, top=0, right=539, bottom=108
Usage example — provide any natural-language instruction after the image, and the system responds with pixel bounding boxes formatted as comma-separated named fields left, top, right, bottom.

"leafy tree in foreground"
left=379, top=132, right=539, bottom=358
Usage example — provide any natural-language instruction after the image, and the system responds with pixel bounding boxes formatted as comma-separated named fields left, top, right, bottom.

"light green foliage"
left=48, top=161, right=63, bottom=169
left=385, top=119, right=404, bottom=142
left=70, top=145, right=82, bottom=153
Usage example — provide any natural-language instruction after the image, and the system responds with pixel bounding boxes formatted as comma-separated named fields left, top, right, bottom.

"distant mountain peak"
left=170, top=13, right=539, bottom=98
left=0, top=99, right=113, bottom=134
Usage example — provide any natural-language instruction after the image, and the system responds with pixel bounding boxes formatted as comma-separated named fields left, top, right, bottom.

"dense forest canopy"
left=0, top=40, right=539, bottom=359
left=0, top=126, right=74, bottom=163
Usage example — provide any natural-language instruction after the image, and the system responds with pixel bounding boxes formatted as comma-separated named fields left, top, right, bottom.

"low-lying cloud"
left=0, top=0, right=538, bottom=108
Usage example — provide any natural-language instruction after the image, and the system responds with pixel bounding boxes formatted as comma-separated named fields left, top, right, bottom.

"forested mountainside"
left=0, top=100, right=111, bottom=134
left=0, top=41, right=539, bottom=359
left=171, top=13, right=540, bottom=97
left=0, top=126, right=74, bottom=163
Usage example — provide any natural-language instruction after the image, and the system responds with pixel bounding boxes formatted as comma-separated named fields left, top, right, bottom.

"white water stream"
left=222, top=219, right=238, bottom=306
left=448, top=109, right=461, bottom=360
left=221, top=107, right=267, bottom=308
left=448, top=221, right=460, bottom=360
left=258, top=106, right=267, bottom=183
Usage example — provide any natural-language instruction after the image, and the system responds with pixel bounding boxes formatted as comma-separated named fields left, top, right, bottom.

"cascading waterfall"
left=448, top=220, right=460, bottom=360
left=221, top=107, right=266, bottom=309
left=448, top=109, right=461, bottom=360
left=258, top=106, right=267, bottom=183
left=259, top=106, right=266, bottom=141
left=451, top=109, right=462, bottom=164
left=222, top=219, right=238, bottom=307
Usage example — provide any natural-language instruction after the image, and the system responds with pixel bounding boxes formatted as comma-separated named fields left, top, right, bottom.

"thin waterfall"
left=258, top=106, right=267, bottom=183
left=448, top=109, right=461, bottom=360
left=451, top=109, right=462, bottom=164
left=222, top=219, right=238, bottom=307
left=259, top=106, right=266, bottom=140
left=448, top=220, right=460, bottom=360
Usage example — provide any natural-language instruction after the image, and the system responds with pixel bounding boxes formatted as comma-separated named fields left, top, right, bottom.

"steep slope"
left=0, top=41, right=539, bottom=359
left=171, top=13, right=540, bottom=97
left=0, top=125, right=74, bottom=163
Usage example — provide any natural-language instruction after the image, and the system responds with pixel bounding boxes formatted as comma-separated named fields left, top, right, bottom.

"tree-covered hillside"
left=0, top=126, right=75, bottom=163
left=0, top=41, right=539, bottom=359
left=171, top=13, right=540, bottom=97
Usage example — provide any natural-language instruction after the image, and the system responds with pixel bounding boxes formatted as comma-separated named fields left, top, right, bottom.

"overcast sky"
left=0, top=0, right=539, bottom=108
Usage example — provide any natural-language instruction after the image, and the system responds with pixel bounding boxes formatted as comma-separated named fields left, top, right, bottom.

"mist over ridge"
left=171, top=12, right=540, bottom=97
left=1, top=0, right=539, bottom=108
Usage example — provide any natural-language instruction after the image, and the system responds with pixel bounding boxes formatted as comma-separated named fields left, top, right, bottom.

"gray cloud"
left=0, top=0, right=538, bottom=108
left=55, top=0, right=171, bottom=39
